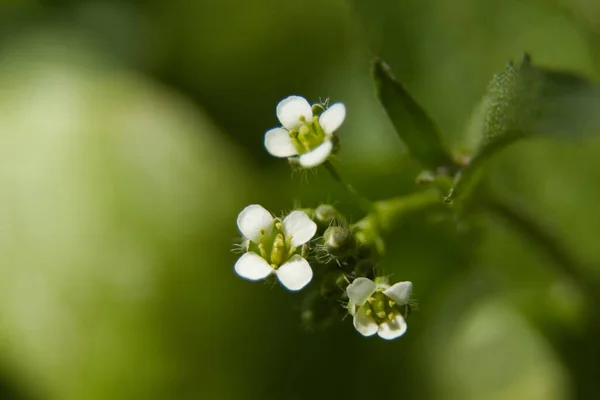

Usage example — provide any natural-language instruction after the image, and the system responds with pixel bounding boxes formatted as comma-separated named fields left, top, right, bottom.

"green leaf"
left=480, top=54, right=600, bottom=152
left=489, top=54, right=600, bottom=139
left=373, top=59, right=454, bottom=169
left=450, top=54, right=600, bottom=201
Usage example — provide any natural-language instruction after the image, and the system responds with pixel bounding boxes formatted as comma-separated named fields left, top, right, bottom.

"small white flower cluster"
left=233, top=204, right=413, bottom=340
left=264, top=96, right=346, bottom=168
left=233, top=95, right=415, bottom=340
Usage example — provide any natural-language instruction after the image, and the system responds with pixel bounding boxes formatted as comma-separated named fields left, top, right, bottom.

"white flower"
left=346, top=277, right=412, bottom=340
left=264, top=95, right=346, bottom=168
left=234, top=204, right=317, bottom=291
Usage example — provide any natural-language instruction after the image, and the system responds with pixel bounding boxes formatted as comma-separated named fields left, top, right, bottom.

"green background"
left=1, top=1, right=600, bottom=399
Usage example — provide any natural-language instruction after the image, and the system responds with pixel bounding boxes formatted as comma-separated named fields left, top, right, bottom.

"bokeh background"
left=1, top=1, right=600, bottom=399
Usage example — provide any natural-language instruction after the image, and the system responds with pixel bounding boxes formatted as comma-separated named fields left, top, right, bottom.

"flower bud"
left=323, top=226, right=355, bottom=257
left=314, top=204, right=346, bottom=229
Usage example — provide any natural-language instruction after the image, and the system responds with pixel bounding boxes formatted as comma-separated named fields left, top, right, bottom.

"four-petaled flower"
left=346, top=277, right=412, bottom=340
left=234, top=204, right=317, bottom=291
left=264, top=95, right=346, bottom=168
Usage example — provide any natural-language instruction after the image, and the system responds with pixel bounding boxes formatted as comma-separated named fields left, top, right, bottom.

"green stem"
left=448, top=132, right=523, bottom=202
left=350, top=189, right=443, bottom=257
left=374, top=189, right=442, bottom=232
left=323, top=161, right=373, bottom=213
left=353, top=190, right=442, bottom=234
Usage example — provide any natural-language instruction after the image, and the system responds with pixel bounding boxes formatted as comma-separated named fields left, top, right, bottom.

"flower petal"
left=383, top=281, right=412, bottom=305
left=346, top=277, right=377, bottom=306
left=282, top=210, right=317, bottom=247
left=377, top=314, right=407, bottom=340
left=353, top=306, right=378, bottom=337
left=276, top=95, right=313, bottom=131
left=276, top=255, right=313, bottom=291
left=319, top=103, right=346, bottom=134
left=234, top=252, right=274, bottom=281
left=298, top=140, right=333, bottom=168
left=264, top=128, right=298, bottom=157
left=237, top=204, right=274, bottom=243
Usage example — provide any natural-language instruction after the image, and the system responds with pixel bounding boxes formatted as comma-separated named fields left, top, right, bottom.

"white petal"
left=234, top=252, right=274, bottom=281
left=346, top=277, right=377, bottom=306
left=237, top=204, right=274, bottom=243
left=377, top=314, right=407, bottom=340
left=264, top=128, right=298, bottom=157
left=282, top=210, right=317, bottom=247
left=383, top=281, right=412, bottom=305
left=276, top=96, right=313, bottom=131
left=319, top=103, right=346, bottom=134
left=276, top=255, right=313, bottom=291
left=353, top=306, right=378, bottom=337
left=298, top=140, right=333, bottom=168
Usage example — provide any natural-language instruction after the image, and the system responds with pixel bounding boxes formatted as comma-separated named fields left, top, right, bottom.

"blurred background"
left=1, top=0, right=600, bottom=399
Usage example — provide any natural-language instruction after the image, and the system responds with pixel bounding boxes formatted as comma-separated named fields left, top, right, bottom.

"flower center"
left=248, top=220, right=297, bottom=269
left=362, top=290, right=409, bottom=324
left=289, top=116, right=327, bottom=153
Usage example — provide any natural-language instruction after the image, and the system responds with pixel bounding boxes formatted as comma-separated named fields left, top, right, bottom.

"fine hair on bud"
left=323, top=226, right=355, bottom=257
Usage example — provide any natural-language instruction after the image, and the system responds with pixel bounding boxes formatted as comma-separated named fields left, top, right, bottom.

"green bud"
left=323, top=226, right=355, bottom=257
left=314, top=204, right=346, bottom=229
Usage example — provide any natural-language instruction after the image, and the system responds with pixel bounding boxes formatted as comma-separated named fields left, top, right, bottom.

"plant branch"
left=323, top=161, right=373, bottom=213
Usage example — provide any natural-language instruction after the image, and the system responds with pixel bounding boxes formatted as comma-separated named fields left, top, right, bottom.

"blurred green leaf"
left=373, top=60, right=455, bottom=169
left=451, top=54, right=600, bottom=200
left=0, top=32, right=252, bottom=400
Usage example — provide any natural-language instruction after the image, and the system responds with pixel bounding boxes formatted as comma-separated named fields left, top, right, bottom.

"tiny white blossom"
left=234, top=204, right=317, bottom=291
left=346, top=277, right=412, bottom=340
left=264, top=95, right=346, bottom=168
